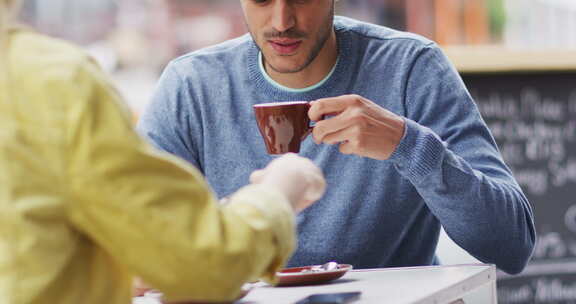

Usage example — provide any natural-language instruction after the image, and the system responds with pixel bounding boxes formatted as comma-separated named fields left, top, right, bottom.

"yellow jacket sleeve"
left=64, top=58, right=295, bottom=302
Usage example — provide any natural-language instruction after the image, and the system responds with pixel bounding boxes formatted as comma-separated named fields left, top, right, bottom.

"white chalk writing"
left=473, top=88, right=576, bottom=198
left=499, top=278, right=576, bottom=303
left=473, top=87, right=576, bottom=261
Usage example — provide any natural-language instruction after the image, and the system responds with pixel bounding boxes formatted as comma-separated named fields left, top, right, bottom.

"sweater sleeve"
left=388, top=44, right=536, bottom=274
left=65, top=58, right=295, bottom=302
left=136, top=62, right=202, bottom=170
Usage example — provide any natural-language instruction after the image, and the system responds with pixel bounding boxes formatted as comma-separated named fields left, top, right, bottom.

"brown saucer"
left=276, top=264, right=353, bottom=287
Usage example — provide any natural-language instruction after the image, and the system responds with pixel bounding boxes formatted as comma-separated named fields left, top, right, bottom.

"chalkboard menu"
left=462, top=72, right=576, bottom=303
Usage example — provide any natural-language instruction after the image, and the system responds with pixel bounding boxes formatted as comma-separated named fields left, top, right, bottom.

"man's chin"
left=267, top=61, right=307, bottom=74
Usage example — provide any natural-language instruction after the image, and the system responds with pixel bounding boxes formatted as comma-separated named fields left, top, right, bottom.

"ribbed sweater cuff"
left=389, top=119, right=446, bottom=184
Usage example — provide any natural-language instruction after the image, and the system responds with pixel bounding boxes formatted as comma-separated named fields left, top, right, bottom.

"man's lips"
left=268, top=39, right=302, bottom=55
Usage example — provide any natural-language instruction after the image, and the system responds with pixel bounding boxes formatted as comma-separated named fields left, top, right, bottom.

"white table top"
left=239, top=264, right=496, bottom=304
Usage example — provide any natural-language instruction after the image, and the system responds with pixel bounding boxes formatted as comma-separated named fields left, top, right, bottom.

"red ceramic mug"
left=253, top=101, right=314, bottom=154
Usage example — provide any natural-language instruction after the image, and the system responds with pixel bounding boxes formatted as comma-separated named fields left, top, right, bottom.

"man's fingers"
left=308, top=95, right=358, bottom=121
left=312, top=113, right=349, bottom=143
left=338, top=140, right=355, bottom=155
left=312, top=106, right=367, bottom=144
left=319, top=124, right=357, bottom=145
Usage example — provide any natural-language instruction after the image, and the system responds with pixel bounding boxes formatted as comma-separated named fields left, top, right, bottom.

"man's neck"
left=264, top=30, right=338, bottom=89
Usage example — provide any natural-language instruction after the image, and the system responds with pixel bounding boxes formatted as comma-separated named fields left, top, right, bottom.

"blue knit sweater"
left=137, top=17, right=535, bottom=274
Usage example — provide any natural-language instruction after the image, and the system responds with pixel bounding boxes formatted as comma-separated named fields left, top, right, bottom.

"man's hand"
left=308, top=94, right=406, bottom=160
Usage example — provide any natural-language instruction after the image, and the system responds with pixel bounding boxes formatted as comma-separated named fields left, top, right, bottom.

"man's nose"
left=271, top=0, right=296, bottom=33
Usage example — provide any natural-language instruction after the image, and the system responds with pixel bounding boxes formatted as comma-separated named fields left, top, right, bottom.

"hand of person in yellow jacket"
left=250, top=153, right=326, bottom=213
left=133, top=153, right=325, bottom=298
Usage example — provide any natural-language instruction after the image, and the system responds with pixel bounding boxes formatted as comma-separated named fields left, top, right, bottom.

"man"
left=0, top=1, right=326, bottom=303
left=138, top=0, right=535, bottom=275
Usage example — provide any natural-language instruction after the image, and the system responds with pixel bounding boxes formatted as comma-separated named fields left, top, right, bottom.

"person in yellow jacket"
left=0, top=1, right=326, bottom=303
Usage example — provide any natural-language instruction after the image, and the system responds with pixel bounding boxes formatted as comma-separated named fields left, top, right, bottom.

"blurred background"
left=16, top=0, right=576, bottom=113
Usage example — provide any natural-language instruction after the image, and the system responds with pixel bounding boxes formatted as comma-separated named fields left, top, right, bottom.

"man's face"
left=240, top=0, right=335, bottom=74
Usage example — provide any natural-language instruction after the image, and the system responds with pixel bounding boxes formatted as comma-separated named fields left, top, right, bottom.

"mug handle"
left=304, top=102, right=328, bottom=140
